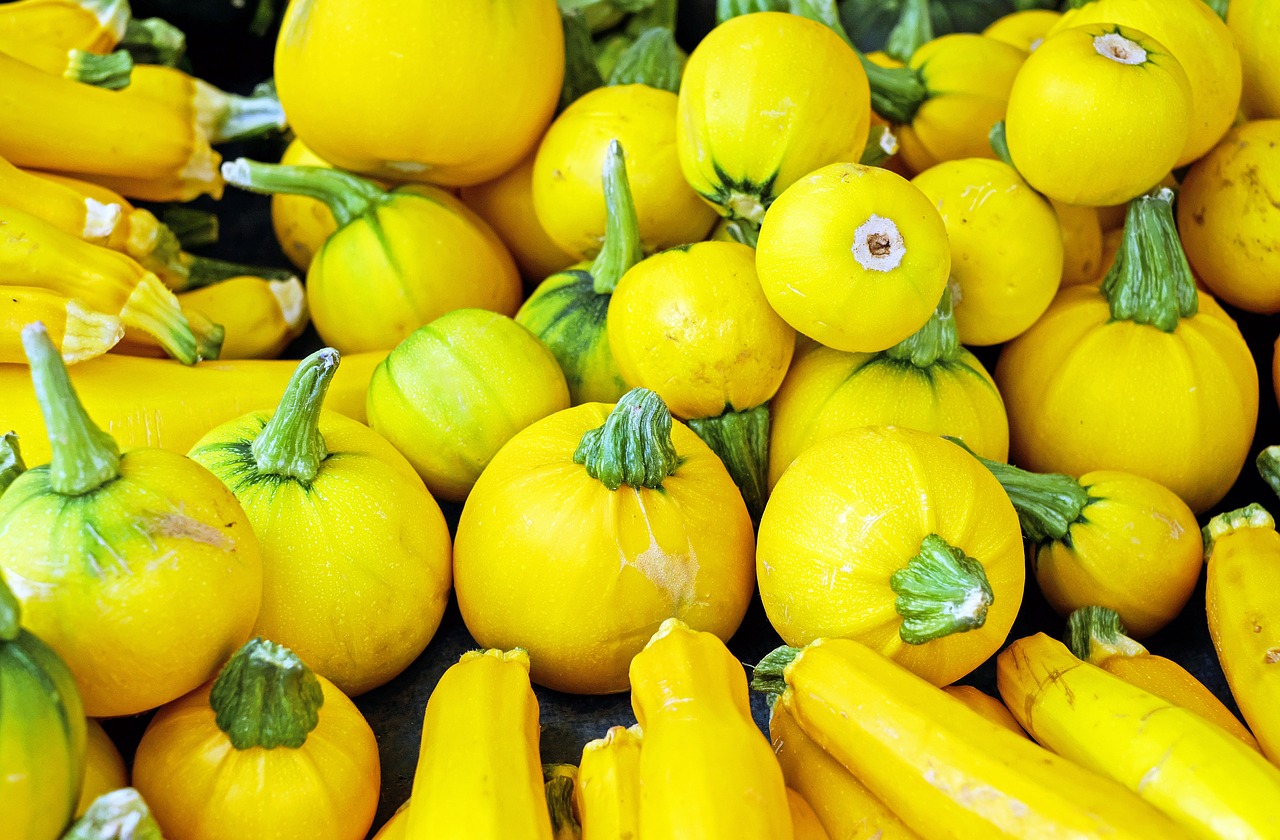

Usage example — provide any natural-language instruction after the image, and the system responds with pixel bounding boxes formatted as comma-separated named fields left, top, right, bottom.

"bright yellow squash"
left=630, top=619, right=792, bottom=840
left=575, top=725, right=641, bottom=840
left=454, top=389, right=755, bottom=694
left=1052, top=200, right=1104, bottom=287
left=786, top=789, right=830, bottom=840
left=116, top=63, right=286, bottom=146
left=941, top=686, right=1027, bottom=738
left=133, top=638, right=381, bottom=840
left=998, top=633, right=1280, bottom=840
left=1229, top=0, right=1280, bottom=119
left=757, top=426, right=1024, bottom=687
left=995, top=188, right=1258, bottom=513
left=755, top=638, right=1191, bottom=839
left=982, top=9, right=1060, bottom=51
left=1005, top=24, right=1191, bottom=206
left=178, top=275, right=308, bottom=360
left=0, top=287, right=123, bottom=365
left=1203, top=504, right=1280, bottom=763
left=373, top=802, right=410, bottom=840
left=756, top=162, right=950, bottom=354
left=76, top=720, right=127, bottom=818
left=911, top=158, right=1062, bottom=346
left=0, top=151, right=123, bottom=246
left=223, top=158, right=520, bottom=354
left=767, top=287, right=1009, bottom=487
left=269, top=138, right=373, bottom=273
left=0, top=324, right=262, bottom=718
left=0, top=0, right=128, bottom=53
left=366, top=308, right=570, bottom=502
left=275, top=0, right=562, bottom=186
left=677, top=11, right=870, bottom=242
left=1177, top=120, right=1280, bottom=313
left=189, top=350, right=453, bottom=696
left=404, top=648, right=553, bottom=840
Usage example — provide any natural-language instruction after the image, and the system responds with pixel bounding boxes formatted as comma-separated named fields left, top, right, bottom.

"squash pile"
left=3, top=0, right=1280, bottom=837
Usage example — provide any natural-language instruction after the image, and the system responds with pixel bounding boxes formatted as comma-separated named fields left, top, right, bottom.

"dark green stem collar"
left=574, top=388, right=682, bottom=490
left=883, top=285, right=959, bottom=368
left=1101, top=187, right=1198, bottom=332
left=891, top=534, right=993, bottom=644
left=210, top=637, right=324, bottom=750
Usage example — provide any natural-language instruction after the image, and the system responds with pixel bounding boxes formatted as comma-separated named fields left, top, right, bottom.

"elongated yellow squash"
left=178, top=276, right=307, bottom=360
left=0, top=153, right=123, bottom=244
left=576, top=726, right=641, bottom=840
left=0, top=287, right=123, bottom=364
left=0, top=0, right=128, bottom=54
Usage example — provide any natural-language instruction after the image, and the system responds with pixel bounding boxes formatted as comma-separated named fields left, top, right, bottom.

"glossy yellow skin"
left=1178, top=121, right=1280, bottom=313
left=308, top=186, right=520, bottom=353
left=1005, top=24, right=1191, bottom=206
left=757, top=426, right=1024, bottom=686
left=373, top=802, right=409, bottom=840
left=365, top=309, right=570, bottom=502
left=179, top=275, right=309, bottom=360
left=767, top=344, right=1008, bottom=488
left=0, top=450, right=262, bottom=717
left=133, top=672, right=380, bottom=840
left=982, top=9, right=1060, bottom=51
left=770, top=699, right=919, bottom=840
left=677, top=12, right=870, bottom=222
left=941, top=686, right=1027, bottom=738
left=895, top=35, right=1027, bottom=174
left=0, top=152, right=119, bottom=244
left=454, top=404, right=755, bottom=694
left=995, top=285, right=1258, bottom=513
left=998, top=634, right=1280, bottom=840
left=0, top=0, right=126, bottom=53
left=756, top=163, right=951, bottom=353
left=608, top=241, right=794, bottom=419
left=787, top=790, right=830, bottom=840
left=271, top=139, right=351, bottom=272
left=0, top=287, right=122, bottom=365
left=1052, top=200, right=1103, bottom=287
left=76, top=720, right=127, bottom=818
left=1053, top=0, right=1242, bottom=165
left=911, top=159, right=1062, bottom=345
left=630, top=619, right=792, bottom=840
left=276, top=0, right=561, bottom=186
left=405, top=649, right=552, bottom=840
left=1205, top=512, right=1280, bottom=762
left=1230, top=0, right=1280, bottom=118
left=460, top=149, right=577, bottom=283
left=576, top=725, right=642, bottom=840
left=1033, top=471, right=1202, bottom=638
left=780, top=638, right=1190, bottom=839
left=534, top=85, right=716, bottom=260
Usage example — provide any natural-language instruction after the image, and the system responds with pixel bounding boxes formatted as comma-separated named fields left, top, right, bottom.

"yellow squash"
left=66, top=789, right=165, bottom=840
left=1203, top=504, right=1280, bottom=762
left=118, top=64, right=286, bottom=145
left=755, top=637, right=1190, bottom=839
left=786, top=789, right=830, bottom=840
left=76, top=720, right=127, bottom=818
left=982, top=9, right=1060, bottom=51
left=757, top=426, right=1024, bottom=687
left=270, top=138, right=346, bottom=272
left=223, top=158, right=520, bottom=354
left=454, top=389, right=755, bottom=694
left=133, top=638, right=380, bottom=840
left=0, top=324, right=262, bottom=718
left=1053, top=200, right=1104, bottom=287
left=1004, top=24, right=1191, bottom=206
left=0, top=152, right=123, bottom=245
left=1065, top=606, right=1259, bottom=751
left=0, top=287, right=123, bottom=365
left=1229, top=0, right=1280, bottom=118
left=995, top=189, right=1258, bottom=513
left=0, top=0, right=128, bottom=54
left=275, top=0, right=562, bottom=186
left=0, top=39, right=132, bottom=88
left=178, top=275, right=308, bottom=360
left=677, top=11, right=870, bottom=242
left=373, top=802, right=410, bottom=840
left=630, top=619, right=792, bottom=840
left=1178, top=120, right=1280, bottom=313
left=405, top=648, right=553, bottom=840
left=575, top=725, right=641, bottom=840
left=755, top=162, right=950, bottom=354
left=189, top=350, right=453, bottom=696
left=941, top=686, right=1027, bottom=738
left=366, top=308, right=570, bottom=502
left=998, top=633, right=1280, bottom=840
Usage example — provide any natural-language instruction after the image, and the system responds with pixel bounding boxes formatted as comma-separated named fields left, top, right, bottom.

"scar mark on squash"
left=147, top=513, right=231, bottom=549
left=1265, top=647, right=1280, bottom=665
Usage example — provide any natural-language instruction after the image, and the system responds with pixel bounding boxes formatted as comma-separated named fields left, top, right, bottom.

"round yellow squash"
left=982, top=9, right=1061, bottom=51
left=1052, top=200, right=1104, bottom=287
left=76, top=720, right=127, bottom=818
left=1229, top=0, right=1280, bottom=119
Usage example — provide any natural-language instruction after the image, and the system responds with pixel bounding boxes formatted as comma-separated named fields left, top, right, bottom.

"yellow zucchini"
left=940, top=686, right=1027, bottom=738
left=178, top=275, right=308, bottom=360
left=0, top=287, right=123, bottom=364
left=0, top=0, right=128, bottom=54
left=118, top=64, right=286, bottom=144
left=0, top=40, right=132, bottom=88
left=0, top=153, right=123, bottom=244
left=575, top=725, right=641, bottom=840
left=787, top=789, right=830, bottom=840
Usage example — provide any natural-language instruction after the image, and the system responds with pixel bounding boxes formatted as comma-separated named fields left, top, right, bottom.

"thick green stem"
left=67, top=49, right=133, bottom=90
left=120, top=17, right=186, bottom=67
left=949, top=438, right=1091, bottom=543
left=749, top=644, right=801, bottom=702
left=0, top=573, right=20, bottom=642
left=185, top=309, right=225, bottom=362
left=1204, top=503, right=1275, bottom=560
left=687, top=405, right=770, bottom=521
left=65, top=788, right=165, bottom=840
left=22, top=323, right=120, bottom=497
left=891, top=534, right=993, bottom=644
left=989, top=121, right=1014, bottom=169
left=1256, top=446, right=1280, bottom=502
left=590, top=140, right=644, bottom=294
left=883, top=285, right=958, bottom=368
left=560, top=8, right=605, bottom=112
left=884, top=0, right=934, bottom=63
left=722, top=219, right=761, bottom=248
left=862, top=57, right=929, bottom=126
left=1065, top=606, right=1147, bottom=664
left=179, top=253, right=296, bottom=291
left=574, top=388, right=682, bottom=490
left=860, top=124, right=900, bottom=166
left=0, top=432, right=25, bottom=497
left=161, top=207, right=219, bottom=250
left=1100, top=187, right=1198, bottom=332
left=251, top=349, right=338, bottom=484
left=608, top=27, right=681, bottom=92
left=211, top=637, right=323, bottom=750
left=543, top=765, right=582, bottom=840
left=221, top=158, right=386, bottom=228
left=208, top=86, right=288, bottom=144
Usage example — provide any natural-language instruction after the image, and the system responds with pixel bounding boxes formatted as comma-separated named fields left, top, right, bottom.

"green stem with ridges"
left=21, top=323, right=120, bottom=497
left=179, top=253, right=296, bottom=291
left=0, top=572, right=20, bottom=642
left=891, top=534, right=993, bottom=644
left=161, top=207, right=219, bottom=250
left=184, top=309, right=224, bottom=362
left=120, top=17, right=186, bottom=67
left=1065, top=606, right=1147, bottom=664
left=608, top=27, right=681, bottom=92
left=0, top=432, right=25, bottom=497
left=883, top=285, right=958, bottom=368
left=543, top=765, right=582, bottom=840
left=687, top=405, right=770, bottom=521
left=251, top=349, right=338, bottom=484
left=210, top=637, right=324, bottom=750
left=65, top=788, right=165, bottom=840
left=574, top=388, right=681, bottom=490
left=1256, top=446, right=1280, bottom=502
left=1101, top=187, right=1198, bottom=332
left=208, top=85, right=287, bottom=144
left=860, top=124, right=900, bottom=166
left=220, top=158, right=387, bottom=228
left=1204, top=504, right=1275, bottom=560
left=749, top=644, right=801, bottom=701
left=560, top=8, right=605, bottom=112
left=884, top=0, right=933, bottom=62
left=589, top=140, right=644, bottom=294
left=630, top=0, right=678, bottom=31
left=66, top=49, right=132, bottom=90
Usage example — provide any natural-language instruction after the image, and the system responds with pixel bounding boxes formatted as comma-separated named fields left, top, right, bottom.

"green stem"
left=890, top=534, right=993, bottom=644
left=64, top=788, right=165, bottom=840
left=120, top=17, right=186, bottom=67
left=860, top=124, right=900, bottom=166
left=185, top=309, right=225, bottom=362
left=608, top=27, right=681, bottom=92
left=883, top=285, right=959, bottom=368
left=1100, top=187, right=1198, bottom=332
left=66, top=49, right=133, bottom=90
left=250, top=349, right=338, bottom=484
left=1256, top=446, right=1280, bottom=502
left=0, top=572, right=20, bottom=642
left=862, top=56, right=929, bottom=126
left=0, top=431, right=26, bottom=497
left=630, top=0, right=678, bottom=31
left=989, top=121, right=1014, bottom=169
left=21, top=323, right=120, bottom=497
left=589, top=140, right=644, bottom=293
left=210, top=637, right=324, bottom=750
left=884, top=0, right=934, bottom=63
left=179, top=253, right=296, bottom=291
left=1065, top=606, right=1147, bottom=664
left=161, top=207, right=219, bottom=250
left=543, top=765, right=582, bottom=840
left=1203, top=0, right=1228, bottom=21
left=1204, top=503, right=1275, bottom=560
left=220, top=158, right=386, bottom=228
left=749, top=644, right=801, bottom=701
left=687, top=405, right=770, bottom=521
left=716, top=0, right=788, bottom=23
left=722, top=219, right=760, bottom=248
left=573, top=388, right=682, bottom=491
left=559, top=8, right=605, bottom=112
left=208, top=86, right=288, bottom=144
